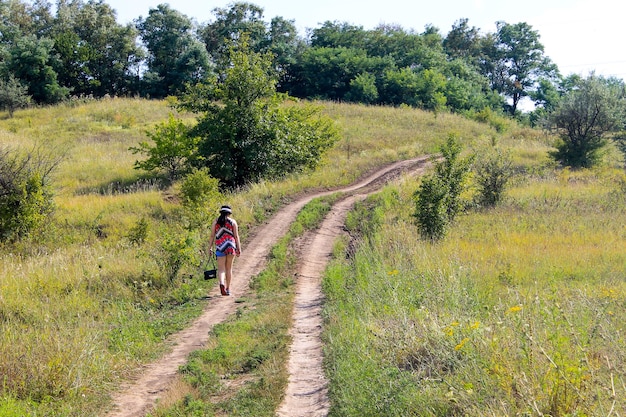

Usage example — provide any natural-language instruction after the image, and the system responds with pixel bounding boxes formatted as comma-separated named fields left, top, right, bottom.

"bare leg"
left=224, top=254, right=235, bottom=293
left=217, top=255, right=227, bottom=286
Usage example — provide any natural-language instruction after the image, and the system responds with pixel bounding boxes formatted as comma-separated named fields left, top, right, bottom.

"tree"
left=4, top=34, right=68, bottom=103
left=443, top=18, right=482, bottom=63
left=0, top=75, right=30, bottom=116
left=200, top=2, right=267, bottom=65
left=550, top=75, right=626, bottom=168
left=137, top=4, right=210, bottom=98
left=415, top=68, right=447, bottom=111
left=345, top=72, right=378, bottom=104
left=485, top=22, right=558, bottom=114
left=178, top=37, right=339, bottom=187
left=287, top=46, right=393, bottom=101
left=52, top=0, right=143, bottom=97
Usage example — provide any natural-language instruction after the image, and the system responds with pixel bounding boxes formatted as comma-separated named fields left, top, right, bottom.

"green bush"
left=178, top=167, right=222, bottom=229
left=413, top=175, right=449, bottom=241
left=473, top=147, right=514, bottom=207
left=0, top=148, right=56, bottom=242
left=413, top=135, right=472, bottom=241
left=130, top=114, right=201, bottom=180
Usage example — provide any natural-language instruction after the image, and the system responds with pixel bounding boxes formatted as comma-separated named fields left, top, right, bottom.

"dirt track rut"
left=105, top=156, right=431, bottom=417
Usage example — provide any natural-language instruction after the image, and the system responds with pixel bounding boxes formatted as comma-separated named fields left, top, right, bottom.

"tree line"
left=1, top=0, right=620, bottom=118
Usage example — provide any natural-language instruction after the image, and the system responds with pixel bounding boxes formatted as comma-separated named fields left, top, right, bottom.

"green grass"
left=323, top=165, right=626, bottom=416
left=3, top=98, right=484, bottom=416
left=3, top=96, right=618, bottom=416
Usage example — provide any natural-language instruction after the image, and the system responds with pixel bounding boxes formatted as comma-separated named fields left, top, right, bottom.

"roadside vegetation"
left=324, top=145, right=626, bottom=415
left=2, top=2, right=626, bottom=416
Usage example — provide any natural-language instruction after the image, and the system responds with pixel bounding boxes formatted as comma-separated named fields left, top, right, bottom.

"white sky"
left=104, top=0, right=626, bottom=81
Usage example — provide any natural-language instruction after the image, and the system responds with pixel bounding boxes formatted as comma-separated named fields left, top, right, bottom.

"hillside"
left=1, top=99, right=625, bottom=416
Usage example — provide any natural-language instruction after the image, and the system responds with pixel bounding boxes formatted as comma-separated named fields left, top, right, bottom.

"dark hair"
left=217, top=205, right=232, bottom=226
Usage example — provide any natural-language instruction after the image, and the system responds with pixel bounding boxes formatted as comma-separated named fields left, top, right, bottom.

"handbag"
left=203, top=253, right=217, bottom=280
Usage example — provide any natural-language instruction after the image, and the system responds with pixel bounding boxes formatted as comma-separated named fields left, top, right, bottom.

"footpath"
left=105, top=156, right=431, bottom=417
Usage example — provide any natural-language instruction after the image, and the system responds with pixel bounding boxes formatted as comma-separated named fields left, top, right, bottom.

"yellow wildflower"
left=455, top=337, right=470, bottom=351
left=506, top=305, right=523, bottom=314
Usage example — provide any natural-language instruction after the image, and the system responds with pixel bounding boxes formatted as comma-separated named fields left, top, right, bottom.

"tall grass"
left=3, top=98, right=495, bottom=415
left=323, top=164, right=626, bottom=415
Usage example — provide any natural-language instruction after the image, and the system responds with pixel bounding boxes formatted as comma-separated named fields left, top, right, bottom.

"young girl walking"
left=208, top=205, right=241, bottom=296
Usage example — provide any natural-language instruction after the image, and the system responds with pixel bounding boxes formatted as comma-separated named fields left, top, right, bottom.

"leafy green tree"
left=310, top=21, right=368, bottom=49
left=285, top=46, right=393, bottom=101
left=200, top=2, right=304, bottom=86
left=443, top=18, right=482, bottom=63
left=487, top=21, right=559, bottom=114
left=380, top=67, right=420, bottom=106
left=52, top=0, right=143, bottom=97
left=345, top=72, right=378, bottom=104
left=178, top=37, right=339, bottom=187
left=265, top=15, right=305, bottom=88
left=137, top=4, right=210, bottom=98
left=4, top=34, right=68, bottom=103
left=0, top=75, right=30, bottom=116
left=130, top=114, right=201, bottom=180
left=550, top=75, right=626, bottom=168
left=0, top=0, right=53, bottom=40
left=416, top=68, right=447, bottom=111
left=200, top=2, right=267, bottom=65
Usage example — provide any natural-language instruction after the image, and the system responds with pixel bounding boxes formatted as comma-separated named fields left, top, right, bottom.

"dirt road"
left=105, top=156, right=431, bottom=417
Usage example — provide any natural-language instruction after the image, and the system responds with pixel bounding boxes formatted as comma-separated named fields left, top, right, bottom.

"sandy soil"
left=104, top=156, right=431, bottom=417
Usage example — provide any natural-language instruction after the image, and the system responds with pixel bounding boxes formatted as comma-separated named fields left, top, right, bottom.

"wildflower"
left=445, top=321, right=460, bottom=336
left=387, top=269, right=399, bottom=276
left=455, top=337, right=470, bottom=351
left=506, top=305, right=523, bottom=314
left=470, top=321, right=480, bottom=330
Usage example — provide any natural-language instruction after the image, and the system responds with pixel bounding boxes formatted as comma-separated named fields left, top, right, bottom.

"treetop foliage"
left=2, top=0, right=616, bottom=120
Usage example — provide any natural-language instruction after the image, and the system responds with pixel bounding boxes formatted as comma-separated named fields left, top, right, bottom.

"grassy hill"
left=1, top=98, right=625, bottom=416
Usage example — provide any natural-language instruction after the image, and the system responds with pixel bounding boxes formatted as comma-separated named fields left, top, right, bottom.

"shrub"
left=413, top=174, right=449, bottom=241
left=473, top=147, right=514, bottom=207
left=130, top=114, right=201, bottom=180
left=0, top=147, right=58, bottom=242
left=178, top=168, right=222, bottom=229
left=413, top=134, right=472, bottom=241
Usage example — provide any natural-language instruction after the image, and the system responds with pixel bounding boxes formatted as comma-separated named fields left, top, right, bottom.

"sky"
left=104, top=0, right=626, bottom=82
